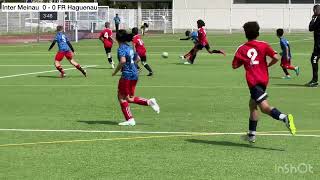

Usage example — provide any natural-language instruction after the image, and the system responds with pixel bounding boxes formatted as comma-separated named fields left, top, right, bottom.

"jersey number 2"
left=247, top=48, right=259, bottom=65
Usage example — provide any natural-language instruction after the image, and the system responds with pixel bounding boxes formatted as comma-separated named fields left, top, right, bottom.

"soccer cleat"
left=147, top=72, right=153, bottom=76
left=118, top=119, right=136, bottom=126
left=184, top=61, right=191, bottom=65
left=242, top=133, right=256, bottom=143
left=305, top=81, right=318, bottom=87
left=148, top=98, right=160, bottom=114
left=60, top=73, right=66, bottom=78
left=81, top=69, right=87, bottom=77
left=284, top=114, right=296, bottom=135
left=281, top=75, right=291, bottom=79
left=294, top=66, right=300, bottom=76
left=179, top=55, right=185, bottom=60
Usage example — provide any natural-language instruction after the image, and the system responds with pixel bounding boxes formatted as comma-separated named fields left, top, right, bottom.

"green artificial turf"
left=0, top=32, right=319, bottom=179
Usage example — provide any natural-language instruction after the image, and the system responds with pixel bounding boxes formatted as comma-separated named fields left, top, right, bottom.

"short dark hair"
left=105, top=22, right=110, bottom=28
left=116, top=13, right=118, bottom=16
left=243, top=21, right=260, bottom=40
left=197, top=19, right=205, bottom=27
left=132, top=27, right=139, bottom=35
left=56, top=25, right=63, bottom=32
left=116, top=29, right=133, bottom=42
left=276, top=28, right=284, bottom=37
left=185, top=30, right=191, bottom=37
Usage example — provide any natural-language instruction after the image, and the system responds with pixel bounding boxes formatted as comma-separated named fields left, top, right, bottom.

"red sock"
left=75, top=64, right=81, bottom=69
left=120, top=101, right=133, bottom=120
left=133, top=97, right=149, bottom=106
left=287, top=66, right=296, bottom=70
left=56, top=66, right=65, bottom=74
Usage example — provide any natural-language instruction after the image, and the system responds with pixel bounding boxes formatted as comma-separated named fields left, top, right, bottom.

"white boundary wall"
left=173, top=0, right=315, bottom=32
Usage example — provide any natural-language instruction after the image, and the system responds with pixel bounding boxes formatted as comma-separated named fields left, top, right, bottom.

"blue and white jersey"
left=118, top=43, right=138, bottom=80
left=114, top=16, right=121, bottom=24
left=55, top=32, right=70, bottom=52
left=190, top=31, right=198, bottom=44
left=280, top=37, right=291, bottom=59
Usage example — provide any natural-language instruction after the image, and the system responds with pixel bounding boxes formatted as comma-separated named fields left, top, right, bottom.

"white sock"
left=279, top=114, right=287, bottom=120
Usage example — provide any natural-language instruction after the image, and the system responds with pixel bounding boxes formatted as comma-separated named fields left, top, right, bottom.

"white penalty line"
left=0, top=128, right=319, bottom=138
left=0, top=65, right=98, bottom=79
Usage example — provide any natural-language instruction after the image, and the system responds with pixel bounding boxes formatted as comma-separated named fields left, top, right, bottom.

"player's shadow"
left=272, top=83, right=306, bottom=87
left=77, top=120, right=119, bottom=125
left=36, top=75, right=84, bottom=78
left=186, top=139, right=285, bottom=151
left=36, top=75, right=61, bottom=78
left=77, top=120, right=150, bottom=125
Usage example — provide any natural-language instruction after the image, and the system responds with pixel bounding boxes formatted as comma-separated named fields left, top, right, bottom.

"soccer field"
left=0, top=33, right=319, bottom=179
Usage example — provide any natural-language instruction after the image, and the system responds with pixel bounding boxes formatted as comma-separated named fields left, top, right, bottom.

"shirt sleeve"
left=232, top=50, right=243, bottom=68
left=266, top=44, right=277, bottom=58
left=54, top=34, right=58, bottom=41
left=118, top=48, right=126, bottom=58
left=99, top=31, right=104, bottom=38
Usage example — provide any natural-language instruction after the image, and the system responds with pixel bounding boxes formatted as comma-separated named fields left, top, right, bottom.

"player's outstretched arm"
left=112, top=57, right=125, bottom=76
left=268, top=54, right=279, bottom=67
left=48, top=40, right=57, bottom=51
left=66, top=41, right=75, bottom=52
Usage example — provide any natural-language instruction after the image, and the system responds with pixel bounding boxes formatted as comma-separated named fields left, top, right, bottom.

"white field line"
left=0, top=84, right=316, bottom=89
left=0, top=128, right=319, bottom=138
left=0, top=65, right=97, bottom=79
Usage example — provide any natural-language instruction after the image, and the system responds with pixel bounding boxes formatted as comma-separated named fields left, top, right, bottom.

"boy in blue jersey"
left=112, top=30, right=160, bottom=126
left=179, top=30, right=198, bottom=62
left=48, top=25, right=86, bottom=78
left=276, top=29, right=300, bottom=79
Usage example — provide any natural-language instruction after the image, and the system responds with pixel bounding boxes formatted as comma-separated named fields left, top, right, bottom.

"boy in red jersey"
left=182, top=19, right=225, bottom=64
left=48, top=25, right=86, bottom=78
left=132, top=27, right=153, bottom=76
left=99, top=22, right=115, bottom=69
left=232, top=21, right=296, bottom=143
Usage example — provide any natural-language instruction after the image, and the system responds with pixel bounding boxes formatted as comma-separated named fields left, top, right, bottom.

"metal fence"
left=173, top=7, right=314, bottom=33
left=0, top=7, right=173, bottom=35
left=1, top=6, right=313, bottom=36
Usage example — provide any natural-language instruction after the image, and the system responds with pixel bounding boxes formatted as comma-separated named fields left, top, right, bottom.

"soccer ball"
left=162, top=52, right=169, bottom=58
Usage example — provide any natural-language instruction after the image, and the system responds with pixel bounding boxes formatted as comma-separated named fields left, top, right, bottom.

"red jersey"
left=197, top=27, right=208, bottom=46
left=232, top=40, right=277, bottom=88
left=99, top=28, right=113, bottom=48
left=132, top=34, right=146, bottom=57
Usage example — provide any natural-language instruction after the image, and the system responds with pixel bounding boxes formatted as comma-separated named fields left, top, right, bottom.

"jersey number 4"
left=247, top=48, right=259, bottom=65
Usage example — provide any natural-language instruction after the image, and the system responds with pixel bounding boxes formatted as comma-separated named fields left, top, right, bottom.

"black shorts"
left=249, top=85, right=268, bottom=104
left=140, top=56, right=147, bottom=62
left=196, top=44, right=210, bottom=51
left=105, top=48, right=111, bottom=54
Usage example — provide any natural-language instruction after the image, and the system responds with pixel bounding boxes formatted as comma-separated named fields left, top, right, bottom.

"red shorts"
left=137, top=49, right=146, bottom=57
left=55, top=51, right=73, bottom=61
left=118, top=78, right=138, bottom=97
left=281, top=58, right=291, bottom=68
